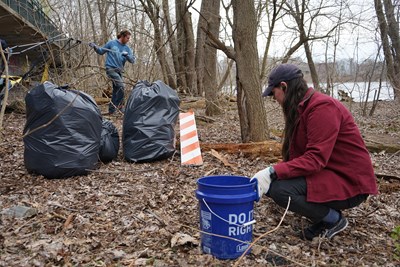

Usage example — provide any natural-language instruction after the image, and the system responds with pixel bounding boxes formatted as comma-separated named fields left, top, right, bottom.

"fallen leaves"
left=0, top=100, right=399, bottom=266
left=170, top=233, right=198, bottom=248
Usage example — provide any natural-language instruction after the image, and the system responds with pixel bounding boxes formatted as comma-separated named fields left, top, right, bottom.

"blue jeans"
left=106, top=68, right=124, bottom=113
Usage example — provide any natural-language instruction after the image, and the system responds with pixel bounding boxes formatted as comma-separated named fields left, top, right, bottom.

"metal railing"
left=1, top=0, right=61, bottom=39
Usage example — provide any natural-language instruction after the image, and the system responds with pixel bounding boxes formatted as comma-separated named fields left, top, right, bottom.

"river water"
left=321, top=81, right=394, bottom=102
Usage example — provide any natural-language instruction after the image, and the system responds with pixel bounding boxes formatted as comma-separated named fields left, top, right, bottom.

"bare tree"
left=175, top=0, right=196, bottom=95
left=374, top=0, right=400, bottom=101
left=231, top=0, right=269, bottom=142
left=259, top=0, right=285, bottom=85
left=96, top=0, right=111, bottom=44
left=280, top=0, right=353, bottom=92
left=162, top=0, right=186, bottom=92
left=196, top=0, right=222, bottom=115
left=113, top=0, right=119, bottom=36
left=139, top=0, right=176, bottom=89
left=283, top=0, right=321, bottom=90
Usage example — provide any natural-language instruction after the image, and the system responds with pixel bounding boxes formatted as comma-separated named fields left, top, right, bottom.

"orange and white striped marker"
left=179, top=110, right=203, bottom=165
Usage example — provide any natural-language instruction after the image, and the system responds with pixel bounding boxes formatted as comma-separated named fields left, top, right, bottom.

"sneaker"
left=322, top=215, right=348, bottom=239
left=301, top=221, right=326, bottom=241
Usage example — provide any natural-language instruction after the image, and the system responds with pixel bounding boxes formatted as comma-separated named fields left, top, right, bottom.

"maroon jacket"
left=273, top=89, right=378, bottom=203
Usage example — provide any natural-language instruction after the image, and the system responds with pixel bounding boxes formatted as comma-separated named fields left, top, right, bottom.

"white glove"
left=121, top=51, right=128, bottom=56
left=251, top=167, right=274, bottom=199
left=88, top=42, right=97, bottom=48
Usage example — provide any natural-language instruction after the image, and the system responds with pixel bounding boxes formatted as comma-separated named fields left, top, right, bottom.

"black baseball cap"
left=262, top=64, right=303, bottom=97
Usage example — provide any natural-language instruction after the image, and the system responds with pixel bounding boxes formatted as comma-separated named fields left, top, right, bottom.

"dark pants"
left=268, top=177, right=368, bottom=223
left=106, top=68, right=125, bottom=114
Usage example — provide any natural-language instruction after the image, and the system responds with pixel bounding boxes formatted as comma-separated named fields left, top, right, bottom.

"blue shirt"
left=94, top=39, right=135, bottom=71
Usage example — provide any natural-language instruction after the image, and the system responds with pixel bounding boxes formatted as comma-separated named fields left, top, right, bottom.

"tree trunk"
left=141, top=0, right=176, bottom=89
left=176, top=0, right=196, bottom=95
left=304, top=41, right=320, bottom=91
left=162, top=0, right=186, bottom=92
left=374, top=0, right=400, bottom=100
left=96, top=0, right=110, bottom=44
left=198, top=0, right=222, bottom=116
left=291, top=0, right=320, bottom=90
left=85, top=0, right=101, bottom=66
left=259, top=1, right=283, bottom=85
left=113, top=0, right=118, bottom=36
left=232, top=0, right=269, bottom=142
left=195, top=2, right=207, bottom=96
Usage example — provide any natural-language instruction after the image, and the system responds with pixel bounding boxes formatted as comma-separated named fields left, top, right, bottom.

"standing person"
left=252, top=64, right=378, bottom=240
left=89, top=30, right=136, bottom=115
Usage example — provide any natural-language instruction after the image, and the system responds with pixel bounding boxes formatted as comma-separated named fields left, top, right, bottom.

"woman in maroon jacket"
left=252, top=64, right=378, bottom=240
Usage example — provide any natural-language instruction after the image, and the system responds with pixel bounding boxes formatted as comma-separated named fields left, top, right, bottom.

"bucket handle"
left=202, top=198, right=256, bottom=227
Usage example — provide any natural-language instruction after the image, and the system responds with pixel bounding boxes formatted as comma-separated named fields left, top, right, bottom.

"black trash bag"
left=123, top=80, right=180, bottom=162
left=23, top=82, right=102, bottom=179
left=99, top=119, right=119, bottom=163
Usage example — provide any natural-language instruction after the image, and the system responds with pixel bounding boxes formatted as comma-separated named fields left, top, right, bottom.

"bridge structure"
left=0, top=0, right=78, bottom=78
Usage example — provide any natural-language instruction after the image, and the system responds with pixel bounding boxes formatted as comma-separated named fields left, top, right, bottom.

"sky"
left=190, top=0, right=381, bottom=63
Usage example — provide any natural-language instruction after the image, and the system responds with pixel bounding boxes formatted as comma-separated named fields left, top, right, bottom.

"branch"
left=0, top=47, right=10, bottom=135
left=201, top=26, right=236, bottom=60
left=234, top=197, right=307, bottom=267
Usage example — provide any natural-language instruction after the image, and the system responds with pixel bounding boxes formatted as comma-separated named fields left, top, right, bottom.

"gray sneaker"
left=323, top=215, right=348, bottom=239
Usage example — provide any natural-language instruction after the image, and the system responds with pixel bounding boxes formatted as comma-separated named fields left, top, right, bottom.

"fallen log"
left=94, top=97, right=110, bottom=105
left=195, top=140, right=399, bottom=161
left=364, top=141, right=400, bottom=154
left=201, top=141, right=283, bottom=163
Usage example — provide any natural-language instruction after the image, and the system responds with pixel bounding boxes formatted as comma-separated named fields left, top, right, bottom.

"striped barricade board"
left=179, top=110, right=203, bottom=165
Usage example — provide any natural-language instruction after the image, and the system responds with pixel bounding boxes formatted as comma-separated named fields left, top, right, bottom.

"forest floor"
left=0, top=97, right=399, bottom=266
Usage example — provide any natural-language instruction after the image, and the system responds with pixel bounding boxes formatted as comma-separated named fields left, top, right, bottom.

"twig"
left=131, top=214, right=147, bottom=224
left=51, top=212, right=67, bottom=220
left=384, top=149, right=400, bottom=162
left=0, top=46, right=10, bottom=136
left=363, top=138, right=381, bottom=144
left=146, top=209, right=167, bottom=227
left=169, top=150, right=178, bottom=164
left=355, top=206, right=380, bottom=218
left=204, top=168, right=218, bottom=176
left=14, top=219, right=36, bottom=234
left=48, top=202, right=96, bottom=214
left=178, top=196, right=306, bottom=266
left=375, top=173, right=400, bottom=181
left=234, top=197, right=296, bottom=267
left=179, top=224, right=255, bottom=245
left=62, top=214, right=75, bottom=231
left=179, top=214, right=307, bottom=267
left=106, top=193, right=130, bottom=197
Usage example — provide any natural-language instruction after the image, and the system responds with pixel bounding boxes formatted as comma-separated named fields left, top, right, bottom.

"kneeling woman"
left=252, top=64, right=378, bottom=240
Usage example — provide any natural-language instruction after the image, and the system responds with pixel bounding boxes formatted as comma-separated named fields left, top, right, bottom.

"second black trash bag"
left=123, top=80, right=180, bottom=162
left=99, top=119, right=119, bottom=163
left=23, top=82, right=102, bottom=179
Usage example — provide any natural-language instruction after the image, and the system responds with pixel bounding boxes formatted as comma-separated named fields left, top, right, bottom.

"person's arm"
left=94, top=42, right=110, bottom=55
left=124, top=48, right=136, bottom=64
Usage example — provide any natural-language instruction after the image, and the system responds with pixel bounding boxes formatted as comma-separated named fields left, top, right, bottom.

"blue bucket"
left=195, top=175, right=258, bottom=259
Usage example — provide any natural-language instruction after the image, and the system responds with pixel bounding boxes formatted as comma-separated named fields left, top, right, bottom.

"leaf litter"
left=0, top=99, right=399, bottom=266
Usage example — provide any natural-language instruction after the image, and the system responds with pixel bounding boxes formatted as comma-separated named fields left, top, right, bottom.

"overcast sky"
left=191, top=1, right=380, bottom=63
